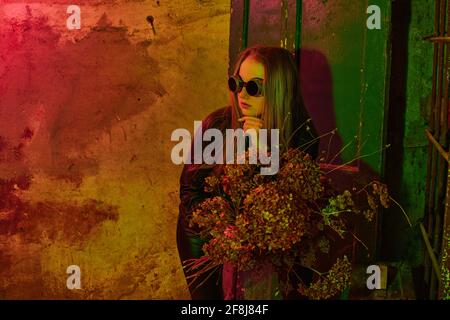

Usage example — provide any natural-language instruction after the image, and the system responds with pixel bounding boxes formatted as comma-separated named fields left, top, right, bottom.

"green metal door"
left=228, top=0, right=392, bottom=262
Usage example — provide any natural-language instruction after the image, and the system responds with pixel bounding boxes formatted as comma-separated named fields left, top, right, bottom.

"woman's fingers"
left=238, top=116, right=263, bottom=123
left=238, top=116, right=263, bottom=131
left=243, top=121, right=263, bottom=131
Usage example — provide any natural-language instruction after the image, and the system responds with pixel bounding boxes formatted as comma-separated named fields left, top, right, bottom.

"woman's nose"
left=239, top=86, right=249, bottom=98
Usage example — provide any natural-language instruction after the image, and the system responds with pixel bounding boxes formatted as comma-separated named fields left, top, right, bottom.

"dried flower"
left=298, top=256, right=352, bottom=300
left=185, top=148, right=393, bottom=299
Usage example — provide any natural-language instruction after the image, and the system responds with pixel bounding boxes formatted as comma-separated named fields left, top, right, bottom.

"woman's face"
left=237, top=56, right=265, bottom=118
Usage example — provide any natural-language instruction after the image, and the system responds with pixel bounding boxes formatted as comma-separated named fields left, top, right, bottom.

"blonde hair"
left=229, top=45, right=309, bottom=152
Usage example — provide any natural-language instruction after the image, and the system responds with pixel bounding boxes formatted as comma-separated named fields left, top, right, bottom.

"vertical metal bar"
left=286, top=0, right=298, bottom=52
left=242, top=0, right=250, bottom=50
left=426, top=0, right=440, bottom=230
left=281, top=0, right=287, bottom=48
left=423, top=0, right=450, bottom=300
left=429, top=0, right=447, bottom=299
left=282, top=0, right=286, bottom=49
left=434, top=0, right=448, bottom=256
left=442, top=3, right=450, bottom=144
left=424, top=0, right=441, bottom=293
left=294, top=0, right=302, bottom=68
left=437, top=0, right=450, bottom=300
left=439, top=167, right=450, bottom=299
left=228, top=0, right=245, bottom=76
left=427, top=0, right=442, bottom=243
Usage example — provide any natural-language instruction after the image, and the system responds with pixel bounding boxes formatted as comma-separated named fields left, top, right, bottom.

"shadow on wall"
left=300, top=48, right=344, bottom=164
left=299, top=47, right=388, bottom=266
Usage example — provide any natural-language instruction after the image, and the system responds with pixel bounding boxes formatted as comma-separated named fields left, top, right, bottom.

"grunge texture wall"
left=0, top=0, right=230, bottom=299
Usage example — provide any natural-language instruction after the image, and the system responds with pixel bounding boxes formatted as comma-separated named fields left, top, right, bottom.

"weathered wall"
left=0, top=0, right=230, bottom=299
left=302, top=0, right=390, bottom=174
left=382, top=0, right=434, bottom=265
left=399, top=0, right=433, bottom=263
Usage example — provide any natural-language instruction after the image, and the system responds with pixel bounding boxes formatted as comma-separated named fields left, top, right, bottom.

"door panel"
left=229, top=0, right=392, bottom=265
left=229, top=0, right=390, bottom=174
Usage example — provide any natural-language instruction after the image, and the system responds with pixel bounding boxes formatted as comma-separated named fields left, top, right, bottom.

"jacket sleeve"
left=179, top=162, right=214, bottom=235
left=178, top=107, right=230, bottom=237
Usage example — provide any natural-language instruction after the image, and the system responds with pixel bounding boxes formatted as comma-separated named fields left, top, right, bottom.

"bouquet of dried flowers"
left=183, top=147, right=393, bottom=299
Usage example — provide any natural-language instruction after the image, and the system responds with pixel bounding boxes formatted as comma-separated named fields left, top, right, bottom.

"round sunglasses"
left=228, top=75, right=264, bottom=97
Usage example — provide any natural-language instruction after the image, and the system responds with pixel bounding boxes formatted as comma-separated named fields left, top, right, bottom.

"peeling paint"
left=0, top=0, right=230, bottom=299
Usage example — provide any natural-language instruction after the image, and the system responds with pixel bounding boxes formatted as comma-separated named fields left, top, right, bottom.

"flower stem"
left=389, top=196, right=413, bottom=227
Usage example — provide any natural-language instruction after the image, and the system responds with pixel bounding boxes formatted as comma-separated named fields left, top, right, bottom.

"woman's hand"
left=238, top=116, right=268, bottom=155
left=238, top=116, right=263, bottom=133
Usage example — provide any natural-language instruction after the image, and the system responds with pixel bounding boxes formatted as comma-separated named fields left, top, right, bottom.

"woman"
left=177, top=45, right=319, bottom=299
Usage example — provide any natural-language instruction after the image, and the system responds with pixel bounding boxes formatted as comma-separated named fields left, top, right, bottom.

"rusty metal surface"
left=247, top=0, right=283, bottom=47
left=425, top=129, right=449, bottom=162
left=228, top=0, right=246, bottom=75
left=423, top=0, right=450, bottom=300
left=424, top=0, right=440, bottom=293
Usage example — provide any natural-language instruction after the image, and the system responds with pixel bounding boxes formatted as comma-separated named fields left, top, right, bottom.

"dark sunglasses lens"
left=246, top=80, right=259, bottom=96
left=228, top=77, right=238, bottom=92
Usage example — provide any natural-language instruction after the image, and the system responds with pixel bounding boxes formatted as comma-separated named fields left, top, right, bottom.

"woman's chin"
left=240, top=109, right=257, bottom=117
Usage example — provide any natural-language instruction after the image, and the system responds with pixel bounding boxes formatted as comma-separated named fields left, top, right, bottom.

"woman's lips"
left=240, top=102, right=251, bottom=109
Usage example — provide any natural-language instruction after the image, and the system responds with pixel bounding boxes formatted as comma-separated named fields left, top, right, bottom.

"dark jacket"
left=177, top=105, right=318, bottom=299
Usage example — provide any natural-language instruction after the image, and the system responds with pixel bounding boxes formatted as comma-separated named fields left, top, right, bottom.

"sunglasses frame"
left=228, top=75, right=265, bottom=97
